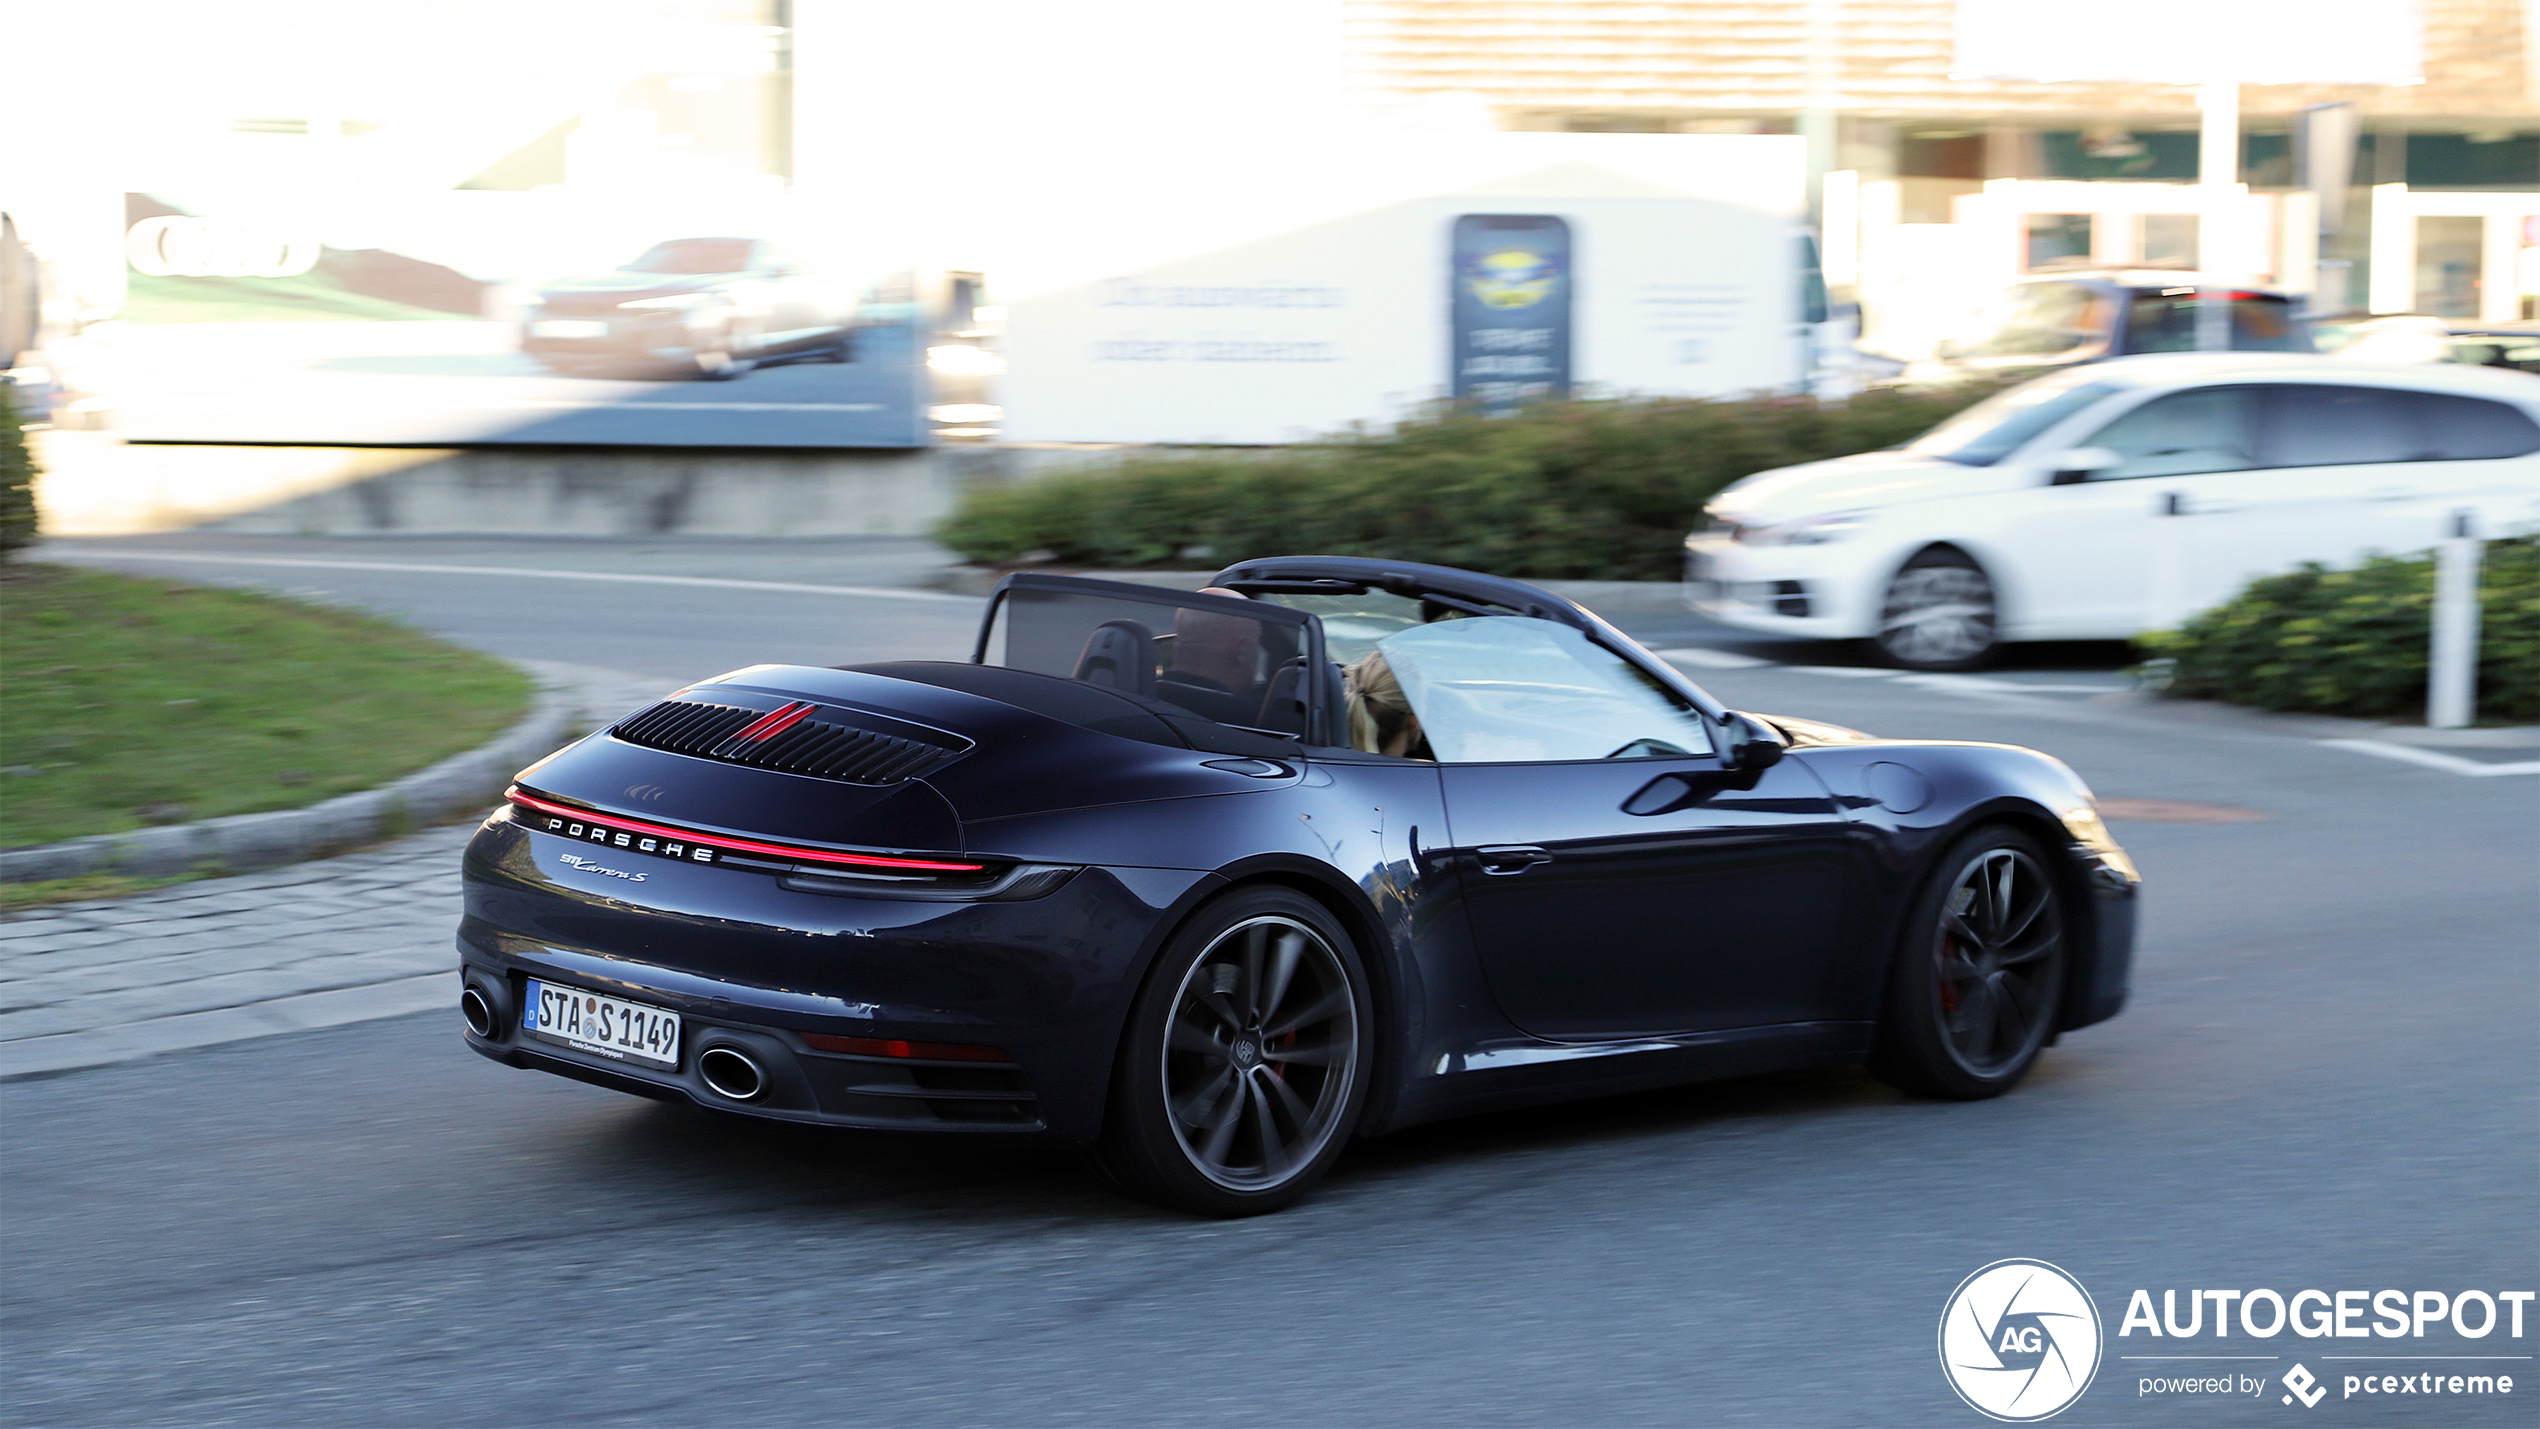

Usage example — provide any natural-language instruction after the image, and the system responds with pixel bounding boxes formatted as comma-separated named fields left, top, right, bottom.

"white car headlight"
left=1740, top=510, right=1871, bottom=546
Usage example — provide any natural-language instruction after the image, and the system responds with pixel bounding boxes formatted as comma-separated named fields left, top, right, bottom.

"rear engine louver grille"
left=611, top=699, right=964, bottom=785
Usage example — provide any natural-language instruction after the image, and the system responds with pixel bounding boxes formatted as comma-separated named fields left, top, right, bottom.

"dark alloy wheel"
left=1871, top=827, right=2066, bottom=1099
left=1094, top=887, right=1370, bottom=1216
left=1875, top=548, right=1999, bottom=671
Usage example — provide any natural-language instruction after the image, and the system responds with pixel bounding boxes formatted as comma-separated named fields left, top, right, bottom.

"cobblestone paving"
left=0, top=663, right=668, bottom=1080
left=0, top=824, right=477, bottom=1078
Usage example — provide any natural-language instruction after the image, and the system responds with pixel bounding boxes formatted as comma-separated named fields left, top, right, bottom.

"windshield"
left=2123, top=291, right=2309, bottom=354
left=621, top=239, right=757, bottom=275
left=1904, top=377, right=2125, bottom=466
left=981, top=584, right=1313, bottom=737
left=1373, top=617, right=1712, bottom=763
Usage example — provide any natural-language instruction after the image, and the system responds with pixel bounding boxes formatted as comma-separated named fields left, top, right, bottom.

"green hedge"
left=2140, top=537, right=2540, bottom=723
left=940, top=385, right=2007, bottom=582
left=0, top=384, right=35, bottom=558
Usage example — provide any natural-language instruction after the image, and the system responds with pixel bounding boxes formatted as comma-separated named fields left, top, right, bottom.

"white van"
left=1684, top=355, right=2540, bottom=669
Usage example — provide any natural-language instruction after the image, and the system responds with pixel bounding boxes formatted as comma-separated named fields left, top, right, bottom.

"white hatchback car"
left=1684, top=355, right=2540, bottom=669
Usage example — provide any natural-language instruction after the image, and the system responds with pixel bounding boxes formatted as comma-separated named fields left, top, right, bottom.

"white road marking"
left=49, top=550, right=976, bottom=603
left=2317, top=739, right=2540, bottom=778
left=1659, top=648, right=2128, bottom=695
left=1893, top=673, right=2127, bottom=695
left=1653, top=647, right=1769, bottom=669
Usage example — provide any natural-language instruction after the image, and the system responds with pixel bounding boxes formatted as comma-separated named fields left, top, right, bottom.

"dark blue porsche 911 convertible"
left=457, top=556, right=2138, bottom=1215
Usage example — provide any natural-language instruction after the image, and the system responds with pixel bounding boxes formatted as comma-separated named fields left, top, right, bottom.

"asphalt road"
left=8, top=537, right=2535, bottom=1427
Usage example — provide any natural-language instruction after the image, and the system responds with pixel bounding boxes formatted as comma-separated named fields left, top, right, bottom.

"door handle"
left=1475, top=844, right=1554, bottom=875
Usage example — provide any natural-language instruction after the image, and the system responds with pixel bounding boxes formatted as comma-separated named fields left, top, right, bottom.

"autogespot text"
left=2122, top=1286, right=2530, bottom=1406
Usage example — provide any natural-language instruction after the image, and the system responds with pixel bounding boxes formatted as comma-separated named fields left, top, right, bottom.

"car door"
left=1991, top=384, right=2263, bottom=635
left=1370, top=616, right=1859, bottom=1040
left=2181, top=385, right=2540, bottom=608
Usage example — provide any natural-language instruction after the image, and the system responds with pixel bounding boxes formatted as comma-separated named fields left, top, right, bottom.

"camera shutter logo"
left=1939, top=1259, right=2103, bottom=1421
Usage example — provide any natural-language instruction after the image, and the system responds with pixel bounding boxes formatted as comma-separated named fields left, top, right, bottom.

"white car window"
left=1373, top=618, right=1713, bottom=764
left=2257, top=386, right=2423, bottom=467
left=1963, top=283, right=2109, bottom=358
left=2081, top=387, right=2259, bottom=479
left=2408, top=391, right=2540, bottom=460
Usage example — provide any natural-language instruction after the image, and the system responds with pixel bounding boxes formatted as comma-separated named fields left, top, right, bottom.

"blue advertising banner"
left=1450, top=213, right=1571, bottom=415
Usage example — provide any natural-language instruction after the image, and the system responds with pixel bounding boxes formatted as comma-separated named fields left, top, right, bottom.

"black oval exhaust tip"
left=698, top=1047, right=767, bottom=1101
left=460, top=985, right=497, bottom=1039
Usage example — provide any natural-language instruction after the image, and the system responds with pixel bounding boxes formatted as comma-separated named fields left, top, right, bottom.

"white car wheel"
left=1876, top=552, right=1999, bottom=670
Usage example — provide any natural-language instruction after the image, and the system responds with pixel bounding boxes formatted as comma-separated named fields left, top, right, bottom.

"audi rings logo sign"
left=125, top=217, right=320, bottom=278
left=1940, top=1259, right=2104, bottom=1421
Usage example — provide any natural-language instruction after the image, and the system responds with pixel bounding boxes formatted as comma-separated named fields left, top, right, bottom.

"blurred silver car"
left=522, top=238, right=856, bottom=379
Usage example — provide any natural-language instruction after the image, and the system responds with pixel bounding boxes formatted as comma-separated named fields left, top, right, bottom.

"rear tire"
left=1875, top=548, right=1999, bottom=671
left=1093, top=887, right=1370, bottom=1217
left=1869, top=826, right=2067, bottom=1100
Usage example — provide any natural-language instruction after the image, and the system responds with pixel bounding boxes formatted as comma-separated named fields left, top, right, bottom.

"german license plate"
left=523, top=979, right=681, bottom=1068
left=529, top=319, right=608, bottom=338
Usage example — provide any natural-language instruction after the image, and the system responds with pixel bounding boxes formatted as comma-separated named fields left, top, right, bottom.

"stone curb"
left=0, top=972, right=452, bottom=1081
left=0, top=673, right=579, bottom=886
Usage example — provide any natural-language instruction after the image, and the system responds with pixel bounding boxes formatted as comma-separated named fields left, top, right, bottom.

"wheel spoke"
left=1248, top=1078, right=1292, bottom=1178
left=1997, top=879, right=2051, bottom=947
left=1197, top=1076, right=1246, bottom=1165
left=1996, top=933, right=2058, bottom=967
left=1263, top=987, right=1350, bottom=1040
left=1240, top=924, right=1268, bottom=1022
left=1259, top=930, right=1303, bottom=1027
left=1999, top=968, right=2041, bottom=1024
left=1264, top=1040, right=1346, bottom=1068
left=1168, top=1021, right=1227, bottom=1057
left=1172, top=1065, right=1235, bottom=1127
left=1991, top=973, right=2030, bottom=1049
left=1260, top=1065, right=1314, bottom=1129
left=1955, top=981, right=1998, bottom=1059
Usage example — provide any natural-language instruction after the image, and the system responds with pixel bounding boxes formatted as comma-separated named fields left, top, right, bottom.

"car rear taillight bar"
left=802, top=1033, right=1017, bottom=1064
left=504, top=787, right=984, bottom=873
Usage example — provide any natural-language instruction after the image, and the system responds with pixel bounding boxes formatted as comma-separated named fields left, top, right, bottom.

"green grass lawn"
left=1, top=565, right=531, bottom=848
left=118, top=270, right=468, bottom=324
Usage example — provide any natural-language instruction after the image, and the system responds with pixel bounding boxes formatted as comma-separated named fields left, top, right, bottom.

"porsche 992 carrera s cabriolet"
left=457, top=557, right=2137, bottom=1216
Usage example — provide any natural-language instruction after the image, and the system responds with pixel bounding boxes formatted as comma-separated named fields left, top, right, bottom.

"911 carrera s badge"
left=557, top=853, right=646, bottom=882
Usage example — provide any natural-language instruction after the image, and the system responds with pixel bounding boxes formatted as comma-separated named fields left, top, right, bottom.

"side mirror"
left=1722, top=712, right=1786, bottom=771
left=2045, top=446, right=2120, bottom=486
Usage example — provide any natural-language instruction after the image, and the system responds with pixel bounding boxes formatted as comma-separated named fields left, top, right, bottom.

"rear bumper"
left=457, top=817, right=1213, bottom=1145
